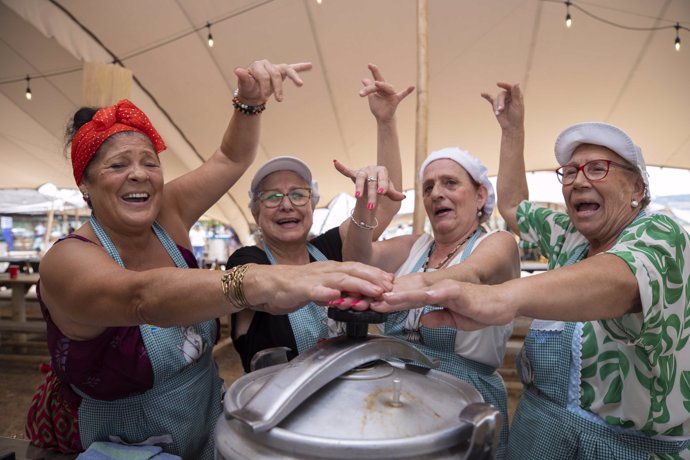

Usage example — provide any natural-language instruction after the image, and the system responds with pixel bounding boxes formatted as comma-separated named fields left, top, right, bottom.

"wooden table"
left=0, top=273, right=42, bottom=342
left=0, top=255, right=41, bottom=265
left=0, top=255, right=41, bottom=274
left=0, top=273, right=40, bottom=323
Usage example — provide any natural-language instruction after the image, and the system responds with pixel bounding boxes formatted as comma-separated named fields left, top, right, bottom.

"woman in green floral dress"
left=371, top=83, right=690, bottom=459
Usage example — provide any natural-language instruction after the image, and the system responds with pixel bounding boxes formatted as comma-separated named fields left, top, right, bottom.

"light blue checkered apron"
left=262, top=242, right=336, bottom=353
left=383, top=229, right=510, bottom=460
left=507, top=242, right=690, bottom=459
left=74, top=215, right=223, bottom=459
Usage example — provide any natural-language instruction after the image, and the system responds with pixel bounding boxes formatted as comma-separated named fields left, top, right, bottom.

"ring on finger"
left=367, top=176, right=377, bottom=182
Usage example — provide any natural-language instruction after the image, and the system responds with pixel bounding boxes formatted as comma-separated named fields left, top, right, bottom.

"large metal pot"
left=215, top=332, right=501, bottom=459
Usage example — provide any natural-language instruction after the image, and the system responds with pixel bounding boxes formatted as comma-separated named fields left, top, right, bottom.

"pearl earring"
left=477, top=209, right=483, bottom=217
left=82, top=192, right=90, bottom=201
left=631, top=200, right=639, bottom=209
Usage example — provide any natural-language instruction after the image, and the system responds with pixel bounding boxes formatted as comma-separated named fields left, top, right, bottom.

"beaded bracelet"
left=349, top=209, right=378, bottom=230
left=221, top=264, right=252, bottom=311
left=232, top=89, right=266, bottom=116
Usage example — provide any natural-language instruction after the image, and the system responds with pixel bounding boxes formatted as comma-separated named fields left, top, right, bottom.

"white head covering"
left=419, top=147, right=495, bottom=223
left=554, top=122, right=649, bottom=198
left=248, top=156, right=320, bottom=206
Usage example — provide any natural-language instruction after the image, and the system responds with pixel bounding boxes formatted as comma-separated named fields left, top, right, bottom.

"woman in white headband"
left=227, top=64, right=413, bottom=373
left=342, top=146, right=521, bottom=459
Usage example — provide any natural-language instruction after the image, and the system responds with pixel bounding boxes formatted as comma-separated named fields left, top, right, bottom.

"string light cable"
left=206, top=22, right=214, bottom=48
left=545, top=0, right=689, bottom=51
left=24, top=75, right=32, bottom=100
left=2, top=0, right=687, bottom=98
left=0, top=0, right=276, bottom=96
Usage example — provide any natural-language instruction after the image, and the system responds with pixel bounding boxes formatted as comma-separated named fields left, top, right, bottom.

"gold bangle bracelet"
left=221, top=264, right=252, bottom=311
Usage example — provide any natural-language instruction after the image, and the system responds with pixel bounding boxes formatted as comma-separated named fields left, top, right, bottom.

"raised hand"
left=480, top=82, right=524, bottom=131
left=360, top=63, right=415, bottom=122
left=234, top=60, right=313, bottom=105
left=333, top=160, right=406, bottom=210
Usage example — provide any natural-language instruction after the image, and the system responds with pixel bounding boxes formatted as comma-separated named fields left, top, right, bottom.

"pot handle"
left=459, top=403, right=502, bottom=460
left=227, top=334, right=439, bottom=432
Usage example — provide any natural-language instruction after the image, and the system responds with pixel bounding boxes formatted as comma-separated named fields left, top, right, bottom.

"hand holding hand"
left=234, top=60, right=313, bottom=105
left=371, top=279, right=517, bottom=331
left=480, top=82, right=523, bottom=132
left=249, top=261, right=394, bottom=315
left=360, top=63, right=415, bottom=123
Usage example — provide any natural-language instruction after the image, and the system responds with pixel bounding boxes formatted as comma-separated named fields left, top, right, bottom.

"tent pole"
left=413, top=0, right=429, bottom=234
left=44, top=205, right=55, bottom=254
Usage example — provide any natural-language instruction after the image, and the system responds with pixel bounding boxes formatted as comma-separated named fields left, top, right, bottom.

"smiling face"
left=79, top=132, right=163, bottom=232
left=562, top=144, right=645, bottom=253
left=252, top=170, right=314, bottom=249
left=421, top=159, right=486, bottom=244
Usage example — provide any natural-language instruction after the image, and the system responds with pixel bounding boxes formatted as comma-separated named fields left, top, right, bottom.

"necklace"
left=423, top=229, right=477, bottom=271
left=404, top=228, right=480, bottom=344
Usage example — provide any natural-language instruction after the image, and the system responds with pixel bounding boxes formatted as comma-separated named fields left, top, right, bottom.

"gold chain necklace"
left=423, top=229, right=477, bottom=271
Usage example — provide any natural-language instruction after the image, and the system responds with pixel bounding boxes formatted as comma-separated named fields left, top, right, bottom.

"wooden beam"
left=413, top=0, right=429, bottom=234
left=82, top=62, right=132, bottom=107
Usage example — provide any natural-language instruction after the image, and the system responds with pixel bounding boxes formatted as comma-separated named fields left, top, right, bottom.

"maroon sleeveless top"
left=38, top=234, right=203, bottom=404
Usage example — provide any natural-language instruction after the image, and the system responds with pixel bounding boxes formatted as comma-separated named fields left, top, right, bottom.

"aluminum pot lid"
left=220, top=335, right=489, bottom=458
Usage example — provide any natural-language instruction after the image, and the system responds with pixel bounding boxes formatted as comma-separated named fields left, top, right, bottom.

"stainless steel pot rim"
left=223, top=419, right=474, bottom=459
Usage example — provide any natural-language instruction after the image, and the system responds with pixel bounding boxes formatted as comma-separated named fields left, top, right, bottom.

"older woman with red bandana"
left=24, top=60, right=394, bottom=459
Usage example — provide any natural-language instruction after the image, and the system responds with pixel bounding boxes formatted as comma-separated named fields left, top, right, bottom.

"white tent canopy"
left=0, top=187, right=86, bottom=214
left=1, top=0, right=689, bottom=243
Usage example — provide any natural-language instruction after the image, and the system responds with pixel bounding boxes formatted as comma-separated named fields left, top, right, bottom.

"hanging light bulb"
left=675, top=23, right=681, bottom=51
left=565, top=1, right=572, bottom=28
left=206, top=22, right=214, bottom=48
left=317, top=0, right=323, bottom=4
left=25, top=75, right=32, bottom=101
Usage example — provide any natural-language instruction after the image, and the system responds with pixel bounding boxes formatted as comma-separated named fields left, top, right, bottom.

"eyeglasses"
left=258, top=188, right=312, bottom=208
left=555, top=159, right=636, bottom=185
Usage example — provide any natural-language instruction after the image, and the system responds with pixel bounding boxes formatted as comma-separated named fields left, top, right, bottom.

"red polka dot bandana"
left=70, top=99, right=166, bottom=185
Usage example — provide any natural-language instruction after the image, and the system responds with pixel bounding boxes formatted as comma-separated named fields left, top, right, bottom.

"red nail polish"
left=368, top=203, right=374, bottom=210
left=378, top=188, right=384, bottom=194
left=352, top=300, right=360, bottom=306
left=355, top=191, right=361, bottom=198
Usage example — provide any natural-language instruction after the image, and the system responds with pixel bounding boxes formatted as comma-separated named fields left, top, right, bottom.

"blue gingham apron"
left=262, top=242, right=340, bottom=353
left=383, top=229, right=510, bottom=460
left=74, top=215, right=223, bottom=459
left=507, top=241, right=690, bottom=459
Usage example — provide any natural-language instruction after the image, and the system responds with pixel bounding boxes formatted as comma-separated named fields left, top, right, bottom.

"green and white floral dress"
left=507, top=200, right=690, bottom=460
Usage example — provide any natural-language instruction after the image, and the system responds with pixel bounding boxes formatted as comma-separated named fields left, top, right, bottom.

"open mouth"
left=122, top=192, right=150, bottom=203
left=574, top=202, right=600, bottom=212
left=434, top=207, right=452, bottom=217
left=276, top=217, right=300, bottom=226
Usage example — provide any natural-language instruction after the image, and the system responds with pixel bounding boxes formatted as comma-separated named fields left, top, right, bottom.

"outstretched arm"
left=481, top=82, right=527, bottom=235
left=40, top=236, right=395, bottom=340
left=332, top=230, right=520, bottom=311
left=373, top=253, right=639, bottom=331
